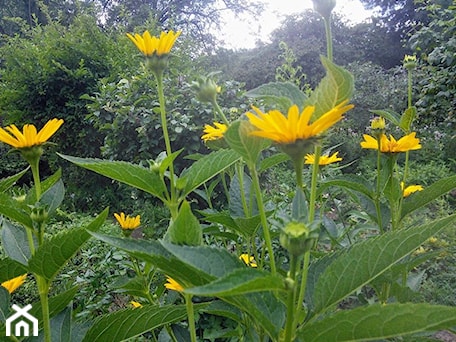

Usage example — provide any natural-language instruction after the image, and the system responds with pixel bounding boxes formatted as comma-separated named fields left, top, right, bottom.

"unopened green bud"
left=312, top=0, right=336, bottom=19
left=280, top=222, right=317, bottom=256
left=146, top=54, right=170, bottom=76
left=370, top=117, right=386, bottom=138
left=403, top=55, right=417, bottom=70
left=192, top=74, right=221, bottom=104
left=30, top=205, right=48, bottom=224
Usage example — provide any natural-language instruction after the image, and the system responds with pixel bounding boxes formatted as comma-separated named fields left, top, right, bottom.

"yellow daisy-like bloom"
left=114, top=212, right=141, bottom=230
left=360, top=132, right=421, bottom=153
left=126, top=30, right=181, bottom=57
left=1, top=274, right=27, bottom=294
left=164, top=276, right=184, bottom=292
left=246, top=100, right=354, bottom=144
left=130, top=301, right=142, bottom=308
left=304, top=152, right=342, bottom=165
left=401, top=182, right=424, bottom=197
left=0, top=119, right=63, bottom=149
left=239, top=254, right=258, bottom=268
left=201, top=123, right=228, bottom=142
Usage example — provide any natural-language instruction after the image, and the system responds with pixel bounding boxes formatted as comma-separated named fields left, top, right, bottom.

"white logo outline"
left=5, top=304, right=39, bottom=337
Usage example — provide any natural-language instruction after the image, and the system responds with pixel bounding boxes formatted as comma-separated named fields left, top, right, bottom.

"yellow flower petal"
left=165, top=276, right=184, bottom=292
left=201, top=122, right=227, bottom=142
left=239, top=254, right=258, bottom=268
left=114, top=212, right=141, bottom=230
left=305, top=152, right=342, bottom=165
left=127, top=30, right=181, bottom=57
left=1, top=274, right=27, bottom=294
left=360, top=132, right=421, bottom=153
left=401, top=182, right=424, bottom=197
left=0, top=119, right=63, bottom=149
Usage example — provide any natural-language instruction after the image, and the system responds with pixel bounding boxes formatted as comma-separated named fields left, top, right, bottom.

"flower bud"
left=403, top=55, right=417, bottom=70
left=146, top=54, right=170, bottom=76
left=191, top=74, right=221, bottom=104
left=312, top=0, right=336, bottom=19
left=30, top=205, right=48, bottom=224
left=280, top=221, right=318, bottom=256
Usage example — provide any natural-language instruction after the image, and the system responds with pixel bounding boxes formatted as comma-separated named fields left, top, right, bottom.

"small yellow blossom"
left=428, top=237, right=438, bottom=244
left=403, top=55, right=417, bottom=70
left=114, top=212, right=141, bottom=230
left=305, top=152, right=342, bottom=165
left=239, top=254, right=258, bottom=268
left=246, top=101, right=354, bottom=145
left=401, top=182, right=424, bottom=197
left=360, top=132, right=421, bottom=153
left=164, top=276, right=184, bottom=292
left=126, top=30, right=181, bottom=57
left=130, top=301, right=142, bottom=308
left=0, top=119, right=63, bottom=149
left=371, top=117, right=386, bottom=130
left=1, top=274, right=26, bottom=294
left=201, top=123, right=228, bottom=142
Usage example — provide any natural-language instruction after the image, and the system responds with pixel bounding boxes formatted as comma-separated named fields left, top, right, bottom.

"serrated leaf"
left=245, top=81, right=307, bottom=112
left=0, top=193, right=33, bottom=228
left=399, top=106, right=416, bottom=132
left=185, top=268, right=285, bottom=297
left=401, top=174, right=456, bottom=220
left=58, top=154, right=167, bottom=201
left=82, top=304, right=207, bottom=342
left=306, top=56, right=354, bottom=120
left=1, top=220, right=32, bottom=265
left=312, top=214, right=456, bottom=315
left=166, top=200, right=202, bottom=246
left=200, top=212, right=260, bottom=237
left=40, top=179, right=65, bottom=214
left=178, top=149, right=240, bottom=197
left=0, top=168, right=29, bottom=193
left=224, top=120, right=270, bottom=165
left=299, top=303, right=456, bottom=342
left=28, top=208, right=108, bottom=281
left=370, top=109, right=401, bottom=127
left=229, top=171, right=257, bottom=217
left=0, top=258, right=28, bottom=283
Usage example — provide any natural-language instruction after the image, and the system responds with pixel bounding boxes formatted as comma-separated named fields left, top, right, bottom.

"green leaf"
left=306, top=56, right=354, bottom=120
left=312, top=214, right=456, bottom=315
left=82, top=304, right=208, bottom=342
left=0, top=287, right=10, bottom=322
left=399, top=106, right=417, bottom=132
left=201, top=300, right=243, bottom=324
left=299, top=303, right=456, bottom=342
left=185, top=268, right=285, bottom=297
left=58, top=154, right=167, bottom=201
left=370, top=109, right=401, bottom=127
left=49, top=306, right=72, bottom=342
left=200, top=211, right=260, bottom=237
left=0, top=193, right=33, bottom=228
left=259, top=153, right=289, bottom=173
left=0, top=168, right=29, bottom=193
left=1, top=220, right=32, bottom=265
left=166, top=200, right=202, bottom=246
left=224, top=120, right=270, bottom=165
left=401, top=174, right=456, bottom=220
left=245, top=81, right=308, bottom=112
left=292, top=187, right=308, bottom=221
left=40, top=179, right=65, bottom=214
left=26, top=168, right=62, bottom=204
left=28, top=208, right=108, bottom=281
left=0, top=258, right=28, bottom=283
left=229, top=171, right=256, bottom=217
left=317, top=175, right=374, bottom=199
left=178, top=149, right=240, bottom=197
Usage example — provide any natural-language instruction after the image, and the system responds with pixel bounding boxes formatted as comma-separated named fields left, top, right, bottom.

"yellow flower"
left=360, top=132, right=421, bottom=153
left=401, top=182, right=424, bottom=197
left=239, top=254, right=258, bottom=268
left=126, top=30, right=181, bottom=57
left=201, top=123, right=228, bottom=142
left=371, top=117, right=386, bottom=130
left=1, top=274, right=27, bottom=294
left=130, top=301, right=142, bottom=308
left=305, top=152, right=342, bottom=165
left=0, top=119, right=63, bottom=149
left=164, top=276, right=184, bottom=292
left=246, top=100, right=353, bottom=145
left=114, top=212, right=141, bottom=230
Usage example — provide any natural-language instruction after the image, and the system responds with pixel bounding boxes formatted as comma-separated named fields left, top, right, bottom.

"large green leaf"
left=1, top=220, right=32, bottom=265
left=245, top=81, right=308, bottom=112
left=401, top=174, right=456, bottom=219
left=0, top=168, right=29, bottom=193
left=0, top=258, right=28, bottom=283
left=82, top=304, right=208, bottom=342
left=166, top=200, right=202, bottom=246
left=28, top=208, right=108, bottom=281
left=312, top=214, right=456, bottom=315
left=306, top=56, right=354, bottom=120
left=317, top=175, right=374, bottom=199
left=58, top=154, right=167, bottom=201
left=370, top=109, right=401, bottom=127
left=399, top=106, right=416, bottom=132
left=200, top=211, right=260, bottom=237
left=178, top=149, right=240, bottom=197
left=185, top=268, right=285, bottom=297
left=26, top=168, right=62, bottom=204
left=299, top=303, right=456, bottom=342
left=40, top=179, right=65, bottom=214
left=0, top=287, right=9, bottom=323
left=0, top=193, right=33, bottom=228
left=224, top=120, right=269, bottom=165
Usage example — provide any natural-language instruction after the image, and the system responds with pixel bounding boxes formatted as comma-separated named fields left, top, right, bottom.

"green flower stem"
left=294, top=250, right=310, bottom=327
left=154, top=72, right=178, bottom=219
left=284, top=254, right=300, bottom=342
left=407, top=69, right=413, bottom=109
left=37, top=276, right=51, bottom=342
left=323, top=17, right=333, bottom=62
left=375, top=138, right=384, bottom=233
left=185, top=294, right=197, bottom=342
left=236, top=162, right=250, bottom=217
left=293, top=157, right=304, bottom=190
left=249, top=164, right=276, bottom=274
left=212, top=99, right=229, bottom=126
left=309, top=145, right=321, bottom=222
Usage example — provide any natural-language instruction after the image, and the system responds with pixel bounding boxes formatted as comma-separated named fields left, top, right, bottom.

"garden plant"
left=1, top=0, right=456, bottom=341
